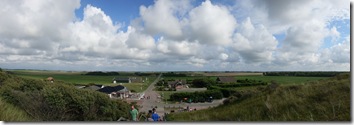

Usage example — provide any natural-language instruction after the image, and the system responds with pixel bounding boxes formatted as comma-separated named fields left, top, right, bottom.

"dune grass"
left=0, top=98, right=33, bottom=121
left=166, top=73, right=350, bottom=121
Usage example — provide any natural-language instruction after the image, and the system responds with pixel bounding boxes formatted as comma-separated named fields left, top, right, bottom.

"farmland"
left=8, top=70, right=157, bottom=92
left=162, top=75, right=330, bottom=85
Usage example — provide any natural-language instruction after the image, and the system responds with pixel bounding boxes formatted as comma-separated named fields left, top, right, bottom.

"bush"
left=169, top=90, right=223, bottom=102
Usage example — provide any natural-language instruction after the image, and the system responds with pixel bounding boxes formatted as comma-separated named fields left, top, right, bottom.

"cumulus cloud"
left=139, top=0, right=185, bottom=39
left=0, top=0, right=350, bottom=71
left=189, top=0, right=237, bottom=45
left=232, top=17, right=277, bottom=63
left=321, top=36, right=350, bottom=64
left=0, top=0, right=80, bottom=54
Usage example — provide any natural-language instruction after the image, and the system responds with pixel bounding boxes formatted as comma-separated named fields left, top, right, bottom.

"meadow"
left=162, top=75, right=329, bottom=85
left=8, top=70, right=157, bottom=92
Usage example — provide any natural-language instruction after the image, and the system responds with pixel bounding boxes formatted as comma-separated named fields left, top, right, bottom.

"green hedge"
left=169, top=90, right=223, bottom=102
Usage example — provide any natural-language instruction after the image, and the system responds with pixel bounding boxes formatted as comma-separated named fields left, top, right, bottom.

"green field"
left=234, top=76, right=330, bottom=85
left=163, top=75, right=329, bottom=85
left=9, top=70, right=157, bottom=92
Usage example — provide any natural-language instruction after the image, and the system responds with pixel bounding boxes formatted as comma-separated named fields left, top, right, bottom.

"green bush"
left=169, top=90, right=223, bottom=102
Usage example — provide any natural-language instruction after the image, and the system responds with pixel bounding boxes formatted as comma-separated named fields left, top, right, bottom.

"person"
left=151, top=108, right=160, bottom=121
left=147, top=110, right=154, bottom=121
left=130, top=105, right=139, bottom=121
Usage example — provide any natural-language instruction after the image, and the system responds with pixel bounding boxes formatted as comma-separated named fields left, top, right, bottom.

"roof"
left=85, top=85, right=102, bottom=91
left=113, top=77, right=130, bottom=81
left=216, top=77, right=236, bottom=83
left=47, top=77, right=54, bottom=81
left=168, top=80, right=187, bottom=87
left=98, top=85, right=127, bottom=94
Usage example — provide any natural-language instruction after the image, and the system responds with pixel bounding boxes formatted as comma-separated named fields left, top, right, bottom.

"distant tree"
left=0, top=67, right=2, bottom=72
left=191, top=79, right=210, bottom=88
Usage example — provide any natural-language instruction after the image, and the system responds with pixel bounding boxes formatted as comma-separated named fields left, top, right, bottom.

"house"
left=84, top=84, right=104, bottom=91
left=112, top=77, right=131, bottom=83
left=216, top=77, right=236, bottom=84
left=98, top=85, right=129, bottom=99
left=46, top=77, right=54, bottom=83
left=168, top=80, right=187, bottom=89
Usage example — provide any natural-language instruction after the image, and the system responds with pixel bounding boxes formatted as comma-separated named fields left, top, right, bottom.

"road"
left=138, top=74, right=225, bottom=117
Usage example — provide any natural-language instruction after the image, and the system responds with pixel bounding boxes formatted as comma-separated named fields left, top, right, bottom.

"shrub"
left=169, top=90, right=223, bottom=102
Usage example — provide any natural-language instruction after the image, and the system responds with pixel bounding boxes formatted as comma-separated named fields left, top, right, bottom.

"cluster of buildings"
left=79, top=76, right=147, bottom=99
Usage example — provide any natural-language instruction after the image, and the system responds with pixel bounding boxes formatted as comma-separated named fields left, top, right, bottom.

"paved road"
left=138, top=74, right=225, bottom=116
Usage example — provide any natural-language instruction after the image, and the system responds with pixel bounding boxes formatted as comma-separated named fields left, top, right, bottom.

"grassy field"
left=163, top=75, right=330, bottom=85
left=206, top=76, right=329, bottom=85
left=234, top=76, right=330, bottom=85
left=8, top=70, right=157, bottom=92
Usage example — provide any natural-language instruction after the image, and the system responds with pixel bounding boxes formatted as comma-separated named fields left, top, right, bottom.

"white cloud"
left=232, top=17, right=277, bottom=63
left=220, top=53, right=229, bottom=60
left=0, top=0, right=350, bottom=71
left=321, top=36, right=350, bottom=64
left=139, top=0, right=185, bottom=39
left=189, top=0, right=237, bottom=45
left=0, top=0, right=80, bottom=53
left=125, top=27, right=155, bottom=50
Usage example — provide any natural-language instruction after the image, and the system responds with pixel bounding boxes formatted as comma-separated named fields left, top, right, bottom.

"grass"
left=161, top=76, right=208, bottom=81
left=158, top=91, right=177, bottom=102
left=0, top=98, right=33, bottom=121
left=8, top=70, right=157, bottom=92
left=166, top=73, right=350, bottom=121
left=208, top=76, right=330, bottom=85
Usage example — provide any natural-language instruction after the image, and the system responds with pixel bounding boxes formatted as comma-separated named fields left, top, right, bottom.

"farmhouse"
left=46, top=77, right=54, bottom=83
left=168, top=80, right=187, bottom=89
left=98, top=85, right=129, bottom=99
left=216, top=77, right=236, bottom=84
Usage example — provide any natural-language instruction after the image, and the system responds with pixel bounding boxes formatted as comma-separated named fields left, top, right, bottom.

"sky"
left=0, top=0, right=351, bottom=71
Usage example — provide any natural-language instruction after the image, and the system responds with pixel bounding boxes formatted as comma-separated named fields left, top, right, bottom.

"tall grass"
left=0, top=98, right=33, bottom=121
left=167, top=73, right=350, bottom=121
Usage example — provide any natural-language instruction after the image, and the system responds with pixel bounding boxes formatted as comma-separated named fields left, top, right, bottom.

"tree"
left=191, top=79, right=210, bottom=88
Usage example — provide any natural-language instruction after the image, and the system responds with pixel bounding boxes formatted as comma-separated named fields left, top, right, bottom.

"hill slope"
left=0, top=71, right=132, bottom=121
left=166, top=73, right=350, bottom=121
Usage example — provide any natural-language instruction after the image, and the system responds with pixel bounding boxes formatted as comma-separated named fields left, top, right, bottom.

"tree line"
left=84, top=71, right=120, bottom=76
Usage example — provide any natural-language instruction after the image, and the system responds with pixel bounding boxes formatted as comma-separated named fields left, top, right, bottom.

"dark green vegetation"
left=166, top=73, right=350, bottom=121
left=162, top=72, right=188, bottom=77
left=0, top=71, right=132, bottom=121
left=169, top=90, right=223, bottom=102
left=263, top=71, right=341, bottom=77
left=85, top=71, right=120, bottom=76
